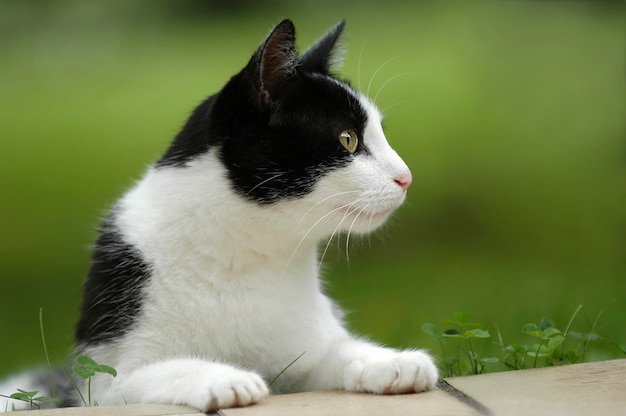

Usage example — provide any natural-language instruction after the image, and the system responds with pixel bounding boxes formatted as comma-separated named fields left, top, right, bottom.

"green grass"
left=422, top=308, right=625, bottom=377
left=1, top=1, right=624, bottom=379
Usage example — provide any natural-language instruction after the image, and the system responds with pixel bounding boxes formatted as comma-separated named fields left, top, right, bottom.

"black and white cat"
left=0, top=20, right=437, bottom=412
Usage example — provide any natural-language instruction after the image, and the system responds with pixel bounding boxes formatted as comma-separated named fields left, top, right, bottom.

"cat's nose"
left=394, top=170, right=412, bottom=191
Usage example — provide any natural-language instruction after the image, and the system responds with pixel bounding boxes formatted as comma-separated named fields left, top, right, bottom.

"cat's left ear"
left=300, top=20, right=346, bottom=74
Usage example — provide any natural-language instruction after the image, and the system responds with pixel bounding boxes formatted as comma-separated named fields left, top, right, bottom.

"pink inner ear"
left=259, top=20, right=298, bottom=98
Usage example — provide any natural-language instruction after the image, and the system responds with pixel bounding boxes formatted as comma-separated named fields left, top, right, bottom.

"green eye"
left=339, top=129, right=358, bottom=153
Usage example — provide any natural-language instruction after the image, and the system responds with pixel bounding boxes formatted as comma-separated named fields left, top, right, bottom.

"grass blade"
left=269, top=351, right=306, bottom=386
left=39, top=308, right=55, bottom=401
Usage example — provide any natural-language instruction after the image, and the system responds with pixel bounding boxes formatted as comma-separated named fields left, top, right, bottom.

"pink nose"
left=394, top=171, right=412, bottom=191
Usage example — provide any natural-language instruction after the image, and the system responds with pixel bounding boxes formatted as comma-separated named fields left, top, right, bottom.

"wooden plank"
left=446, top=359, right=626, bottom=416
left=9, top=403, right=201, bottom=416
left=4, top=391, right=479, bottom=416
left=218, top=390, right=481, bottom=416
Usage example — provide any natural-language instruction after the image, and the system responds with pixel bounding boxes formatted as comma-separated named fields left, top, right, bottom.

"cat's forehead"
left=311, top=74, right=379, bottom=118
left=354, top=92, right=383, bottom=125
left=278, top=73, right=368, bottom=132
left=322, top=75, right=383, bottom=124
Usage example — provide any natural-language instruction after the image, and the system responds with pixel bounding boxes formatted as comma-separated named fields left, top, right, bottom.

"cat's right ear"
left=252, top=19, right=299, bottom=107
left=300, top=20, right=346, bottom=74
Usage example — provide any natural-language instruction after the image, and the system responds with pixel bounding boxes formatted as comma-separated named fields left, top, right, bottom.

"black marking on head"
left=75, top=213, right=150, bottom=346
left=155, top=20, right=369, bottom=203
left=219, top=72, right=368, bottom=204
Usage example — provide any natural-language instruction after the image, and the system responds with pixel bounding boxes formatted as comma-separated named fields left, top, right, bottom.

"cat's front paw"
left=202, top=367, right=269, bottom=412
left=344, top=349, right=438, bottom=394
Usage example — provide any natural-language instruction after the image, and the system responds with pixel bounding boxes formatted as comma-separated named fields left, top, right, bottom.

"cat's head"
left=158, top=20, right=411, bottom=238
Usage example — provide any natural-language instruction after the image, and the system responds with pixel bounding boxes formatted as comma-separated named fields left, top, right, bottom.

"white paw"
left=344, top=349, right=438, bottom=394
left=202, top=368, right=269, bottom=412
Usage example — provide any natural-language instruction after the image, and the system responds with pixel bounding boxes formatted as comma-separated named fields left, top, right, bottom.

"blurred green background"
left=1, top=0, right=624, bottom=378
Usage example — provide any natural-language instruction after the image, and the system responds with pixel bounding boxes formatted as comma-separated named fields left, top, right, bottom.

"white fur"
left=0, top=92, right=436, bottom=413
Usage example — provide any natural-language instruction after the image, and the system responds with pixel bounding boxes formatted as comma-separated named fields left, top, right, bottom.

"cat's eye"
left=339, top=129, right=358, bottom=153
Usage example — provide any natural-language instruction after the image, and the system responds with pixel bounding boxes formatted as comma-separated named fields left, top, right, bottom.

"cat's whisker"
left=317, top=197, right=366, bottom=272
left=380, top=101, right=407, bottom=119
left=366, top=52, right=409, bottom=99
left=344, top=203, right=370, bottom=262
left=297, top=190, right=361, bottom=226
left=318, top=212, right=350, bottom=274
left=367, top=206, right=375, bottom=236
left=284, top=197, right=367, bottom=276
left=357, top=36, right=368, bottom=92
left=373, top=72, right=417, bottom=106
left=247, top=172, right=288, bottom=195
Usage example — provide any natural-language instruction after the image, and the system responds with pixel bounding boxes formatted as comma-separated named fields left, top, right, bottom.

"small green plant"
left=2, top=309, right=117, bottom=410
left=499, top=318, right=567, bottom=370
left=3, top=389, right=57, bottom=411
left=3, top=355, right=117, bottom=410
left=496, top=306, right=615, bottom=371
left=70, top=355, right=117, bottom=406
left=0, top=308, right=59, bottom=410
left=422, top=312, right=498, bottom=377
left=423, top=305, right=625, bottom=377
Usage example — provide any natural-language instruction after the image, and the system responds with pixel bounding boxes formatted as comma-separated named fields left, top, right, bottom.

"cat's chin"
left=335, top=204, right=398, bottom=233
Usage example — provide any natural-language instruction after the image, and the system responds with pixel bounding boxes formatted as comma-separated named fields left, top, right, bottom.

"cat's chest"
left=120, top=260, right=344, bottom=381
left=139, top=258, right=329, bottom=337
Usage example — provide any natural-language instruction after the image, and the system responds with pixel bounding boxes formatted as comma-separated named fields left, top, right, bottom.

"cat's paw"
left=201, top=367, right=269, bottom=412
left=343, top=349, right=438, bottom=394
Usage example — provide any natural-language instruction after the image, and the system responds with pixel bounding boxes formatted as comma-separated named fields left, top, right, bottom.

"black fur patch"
left=156, top=95, right=219, bottom=168
left=155, top=19, right=368, bottom=204
left=75, top=214, right=150, bottom=346
left=217, top=72, right=368, bottom=203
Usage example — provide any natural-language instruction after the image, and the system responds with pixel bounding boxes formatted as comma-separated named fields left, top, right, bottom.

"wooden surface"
left=446, top=358, right=626, bottom=416
left=218, top=389, right=479, bottom=416
left=6, top=404, right=200, bottom=415
left=7, top=359, right=626, bottom=416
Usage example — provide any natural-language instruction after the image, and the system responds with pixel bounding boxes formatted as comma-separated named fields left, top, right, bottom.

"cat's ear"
left=300, top=20, right=346, bottom=74
left=256, top=19, right=299, bottom=105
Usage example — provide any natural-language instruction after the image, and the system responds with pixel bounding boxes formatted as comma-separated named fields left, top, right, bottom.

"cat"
left=0, top=19, right=437, bottom=412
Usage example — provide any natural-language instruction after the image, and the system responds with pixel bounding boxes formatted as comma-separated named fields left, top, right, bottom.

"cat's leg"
left=304, top=338, right=438, bottom=394
left=100, top=359, right=268, bottom=412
